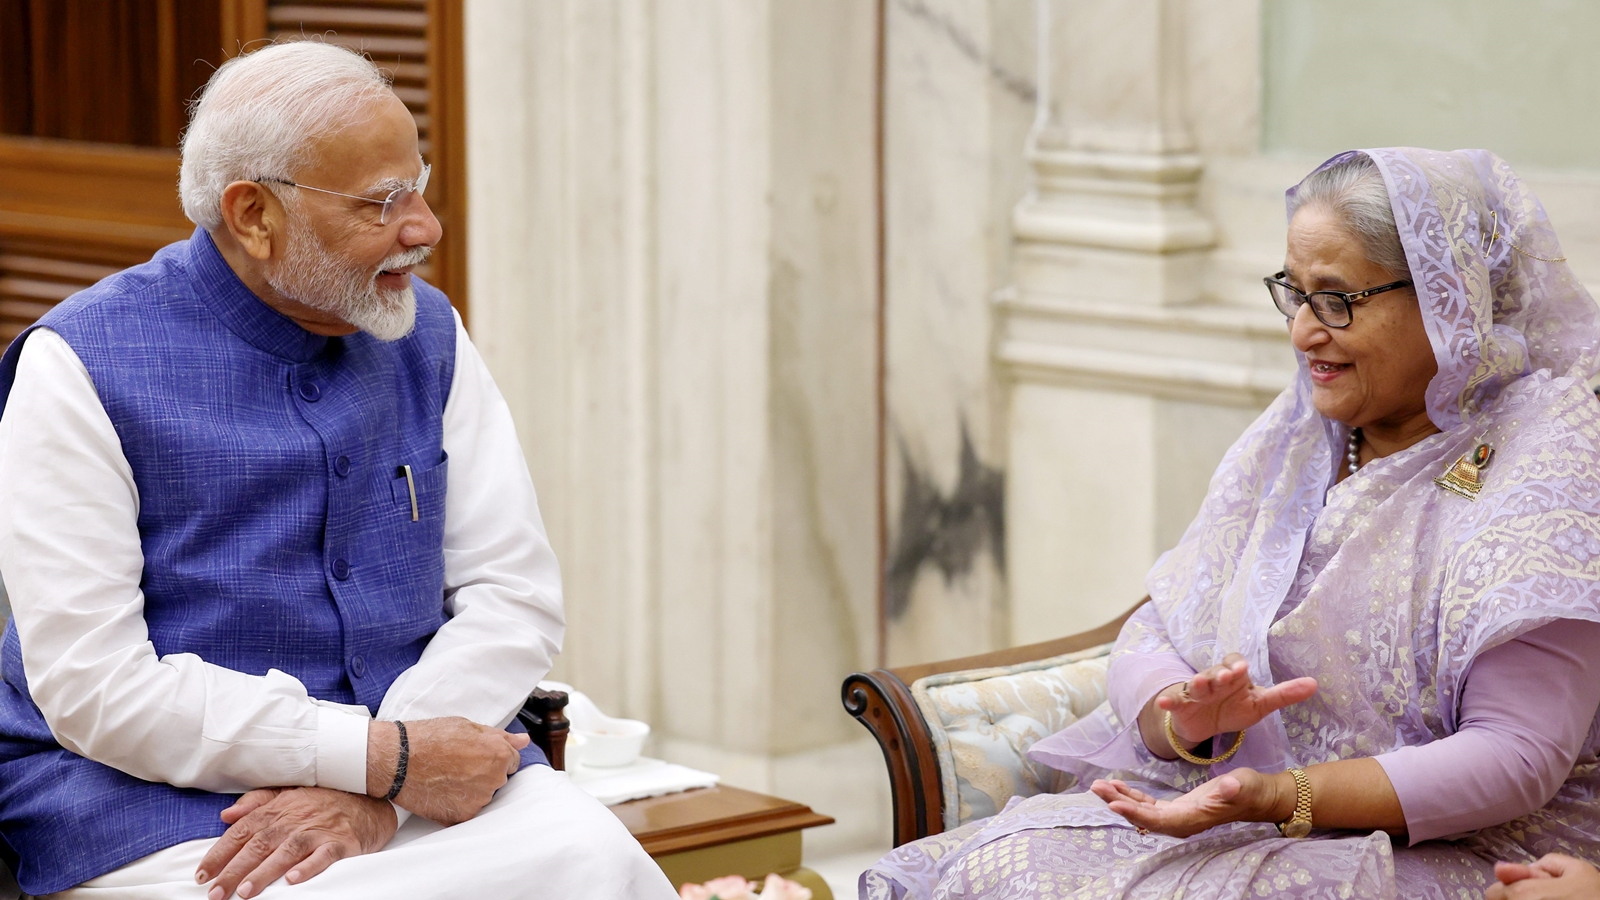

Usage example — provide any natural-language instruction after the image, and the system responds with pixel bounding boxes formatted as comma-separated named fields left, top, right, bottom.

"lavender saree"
left=864, top=148, right=1600, bottom=899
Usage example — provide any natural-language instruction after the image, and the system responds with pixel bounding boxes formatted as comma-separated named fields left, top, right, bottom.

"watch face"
left=1281, top=820, right=1312, bottom=839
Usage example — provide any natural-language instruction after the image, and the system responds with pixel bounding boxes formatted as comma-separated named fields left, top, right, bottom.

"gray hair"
left=179, top=40, right=394, bottom=229
left=1288, top=153, right=1410, bottom=278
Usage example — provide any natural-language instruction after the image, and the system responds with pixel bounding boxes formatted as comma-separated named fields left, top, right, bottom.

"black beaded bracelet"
left=384, top=721, right=409, bottom=801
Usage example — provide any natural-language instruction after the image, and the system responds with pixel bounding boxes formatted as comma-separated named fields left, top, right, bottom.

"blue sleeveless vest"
left=0, top=231, right=541, bottom=894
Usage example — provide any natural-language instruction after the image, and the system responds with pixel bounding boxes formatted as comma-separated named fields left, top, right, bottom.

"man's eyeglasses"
left=259, top=164, right=431, bottom=225
left=1263, top=271, right=1411, bottom=328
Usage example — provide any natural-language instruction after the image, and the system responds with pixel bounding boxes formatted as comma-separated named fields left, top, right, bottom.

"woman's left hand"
left=1091, top=769, right=1286, bottom=839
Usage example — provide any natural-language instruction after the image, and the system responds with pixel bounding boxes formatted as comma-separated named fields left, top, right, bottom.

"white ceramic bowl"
left=573, top=718, right=650, bottom=768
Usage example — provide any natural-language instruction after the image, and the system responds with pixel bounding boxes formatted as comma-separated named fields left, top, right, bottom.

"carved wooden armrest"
left=841, top=599, right=1146, bottom=846
left=518, top=688, right=571, bottom=771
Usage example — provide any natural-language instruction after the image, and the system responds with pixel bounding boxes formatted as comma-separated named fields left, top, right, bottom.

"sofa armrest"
left=841, top=667, right=942, bottom=847
left=842, top=599, right=1145, bottom=846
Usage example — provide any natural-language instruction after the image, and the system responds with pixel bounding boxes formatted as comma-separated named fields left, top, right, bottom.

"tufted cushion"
left=910, top=642, right=1113, bottom=830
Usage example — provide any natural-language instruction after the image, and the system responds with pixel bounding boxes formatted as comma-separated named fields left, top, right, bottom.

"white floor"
left=807, top=848, right=888, bottom=900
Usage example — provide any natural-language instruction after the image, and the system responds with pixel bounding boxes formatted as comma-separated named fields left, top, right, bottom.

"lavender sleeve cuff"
left=1027, top=642, right=1197, bottom=776
left=1107, top=649, right=1195, bottom=732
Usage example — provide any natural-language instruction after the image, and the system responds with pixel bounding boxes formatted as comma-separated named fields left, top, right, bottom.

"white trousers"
left=40, top=767, right=678, bottom=900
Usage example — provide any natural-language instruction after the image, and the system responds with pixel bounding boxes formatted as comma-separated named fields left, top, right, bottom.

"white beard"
left=265, top=217, right=428, bottom=342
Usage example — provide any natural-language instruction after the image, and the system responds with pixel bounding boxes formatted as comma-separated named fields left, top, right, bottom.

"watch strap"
left=1277, top=767, right=1312, bottom=837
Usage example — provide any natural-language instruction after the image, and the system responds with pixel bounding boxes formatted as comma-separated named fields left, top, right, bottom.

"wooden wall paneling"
left=0, top=242, right=145, bottom=342
left=21, top=0, right=164, bottom=146
left=219, top=0, right=269, bottom=54
left=428, top=0, right=467, bottom=320
left=0, top=140, right=191, bottom=243
left=3, top=0, right=223, bottom=147
left=169, top=0, right=226, bottom=148
left=157, top=0, right=180, bottom=146
left=0, top=137, right=192, bottom=334
left=0, top=0, right=35, bottom=135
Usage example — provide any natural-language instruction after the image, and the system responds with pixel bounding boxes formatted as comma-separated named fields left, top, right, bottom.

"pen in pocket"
left=397, top=464, right=419, bottom=521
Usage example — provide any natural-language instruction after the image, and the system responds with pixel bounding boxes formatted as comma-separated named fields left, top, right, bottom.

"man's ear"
left=218, top=181, right=285, bottom=262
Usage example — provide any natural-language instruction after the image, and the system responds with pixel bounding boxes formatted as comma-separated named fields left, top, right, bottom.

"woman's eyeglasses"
left=1263, top=271, right=1411, bottom=328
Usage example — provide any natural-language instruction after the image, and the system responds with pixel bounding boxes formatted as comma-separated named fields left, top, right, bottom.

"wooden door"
left=0, top=0, right=467, bottom=343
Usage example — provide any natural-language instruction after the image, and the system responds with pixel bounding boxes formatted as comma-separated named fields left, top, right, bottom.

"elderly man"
left=0, top=41, right=676, bottom=899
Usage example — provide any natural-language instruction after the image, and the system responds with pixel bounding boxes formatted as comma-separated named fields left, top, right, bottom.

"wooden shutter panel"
left=0, top=139, right=193, bottom=342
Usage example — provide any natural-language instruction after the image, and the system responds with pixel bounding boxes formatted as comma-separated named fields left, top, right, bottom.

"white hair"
left=179, top=40, right=394, bottom=229
left=1288, top=153, right=1410, bottom=278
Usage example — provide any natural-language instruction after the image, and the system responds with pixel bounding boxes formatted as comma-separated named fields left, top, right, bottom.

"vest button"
left=334, top=455, right=351, bottom=477
left=331, top=558, right=351, bottom=580
left=299, top=381, right=321, bottom=402
left=351, top=655, right=367, bottom=678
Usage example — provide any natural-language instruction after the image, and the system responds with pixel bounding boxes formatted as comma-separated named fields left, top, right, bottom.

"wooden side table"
left=610, top=786, right=836, bottom=899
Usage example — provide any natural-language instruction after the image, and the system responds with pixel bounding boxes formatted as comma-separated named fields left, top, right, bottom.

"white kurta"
left=0, top=319, right=674, bottom=898
left=43, top=767, right=675, bottom=900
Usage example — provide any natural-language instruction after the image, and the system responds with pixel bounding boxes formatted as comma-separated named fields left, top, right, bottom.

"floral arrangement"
left=678, top=873, right=813, bottom=900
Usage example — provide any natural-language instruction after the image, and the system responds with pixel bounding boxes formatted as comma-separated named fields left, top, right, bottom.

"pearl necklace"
left=1346, top=427, right=1362, bottom=472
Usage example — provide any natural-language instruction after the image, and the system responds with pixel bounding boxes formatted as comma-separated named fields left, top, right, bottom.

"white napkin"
left=567, top=756, right=721, bottom=806
left=536, top=681, right=720, bottom=804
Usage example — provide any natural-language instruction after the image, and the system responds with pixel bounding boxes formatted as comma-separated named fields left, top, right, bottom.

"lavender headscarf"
left=1034, top=148, right=1600, bottom=780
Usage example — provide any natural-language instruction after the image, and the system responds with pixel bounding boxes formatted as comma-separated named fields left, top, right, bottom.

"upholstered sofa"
left=842, top=601, right=1143, bottom=846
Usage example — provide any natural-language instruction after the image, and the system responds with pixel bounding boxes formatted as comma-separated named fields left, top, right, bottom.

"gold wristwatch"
left=1277, top=767, right=1313, bottom=838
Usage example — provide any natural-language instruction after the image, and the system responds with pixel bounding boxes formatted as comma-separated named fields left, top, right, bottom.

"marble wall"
left=1263, top=0, right=1600, bottom=171
left=881, top=0, right=1036, bottom=666
left=463, top=0, right=885, bottom=857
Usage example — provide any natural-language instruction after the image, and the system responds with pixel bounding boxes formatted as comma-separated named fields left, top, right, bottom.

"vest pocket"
left=390, top=453, right=449, bottom=522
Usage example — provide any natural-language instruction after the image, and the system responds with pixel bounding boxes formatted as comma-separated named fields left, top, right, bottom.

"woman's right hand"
left=1488, top=854, right=1600, bottom=899
left=1140, top=653, right=1318, bottom=759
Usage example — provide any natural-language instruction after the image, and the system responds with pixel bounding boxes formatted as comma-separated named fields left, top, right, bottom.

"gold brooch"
left=1435, top=443, right=1494, bottom=500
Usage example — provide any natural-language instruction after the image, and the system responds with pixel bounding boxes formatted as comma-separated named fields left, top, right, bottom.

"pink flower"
left=683, top=872, right=811, bottom=899
left=758, top=874, right=813, bottom=900
left=702, top=875, right=758, bottom=899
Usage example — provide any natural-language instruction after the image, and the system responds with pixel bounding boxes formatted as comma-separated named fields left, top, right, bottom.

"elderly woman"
left=864, top=147, right=1600, bottom=899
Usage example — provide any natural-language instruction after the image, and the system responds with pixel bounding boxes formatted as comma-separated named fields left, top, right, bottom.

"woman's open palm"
left=1091, top=771, right=1274, bottom=838
left=1161, top=653, right=1318, bottom=745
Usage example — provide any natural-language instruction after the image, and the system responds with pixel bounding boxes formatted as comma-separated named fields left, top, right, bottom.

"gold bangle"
left=1163, top=711, right=1245, bottom=765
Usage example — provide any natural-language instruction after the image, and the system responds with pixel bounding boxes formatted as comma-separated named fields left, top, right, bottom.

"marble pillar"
left=464, top=0, right=886, bottom=857
left=998, top=0, right=1296, bottom=642
left=881, top=0, right=1036, bottom=667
